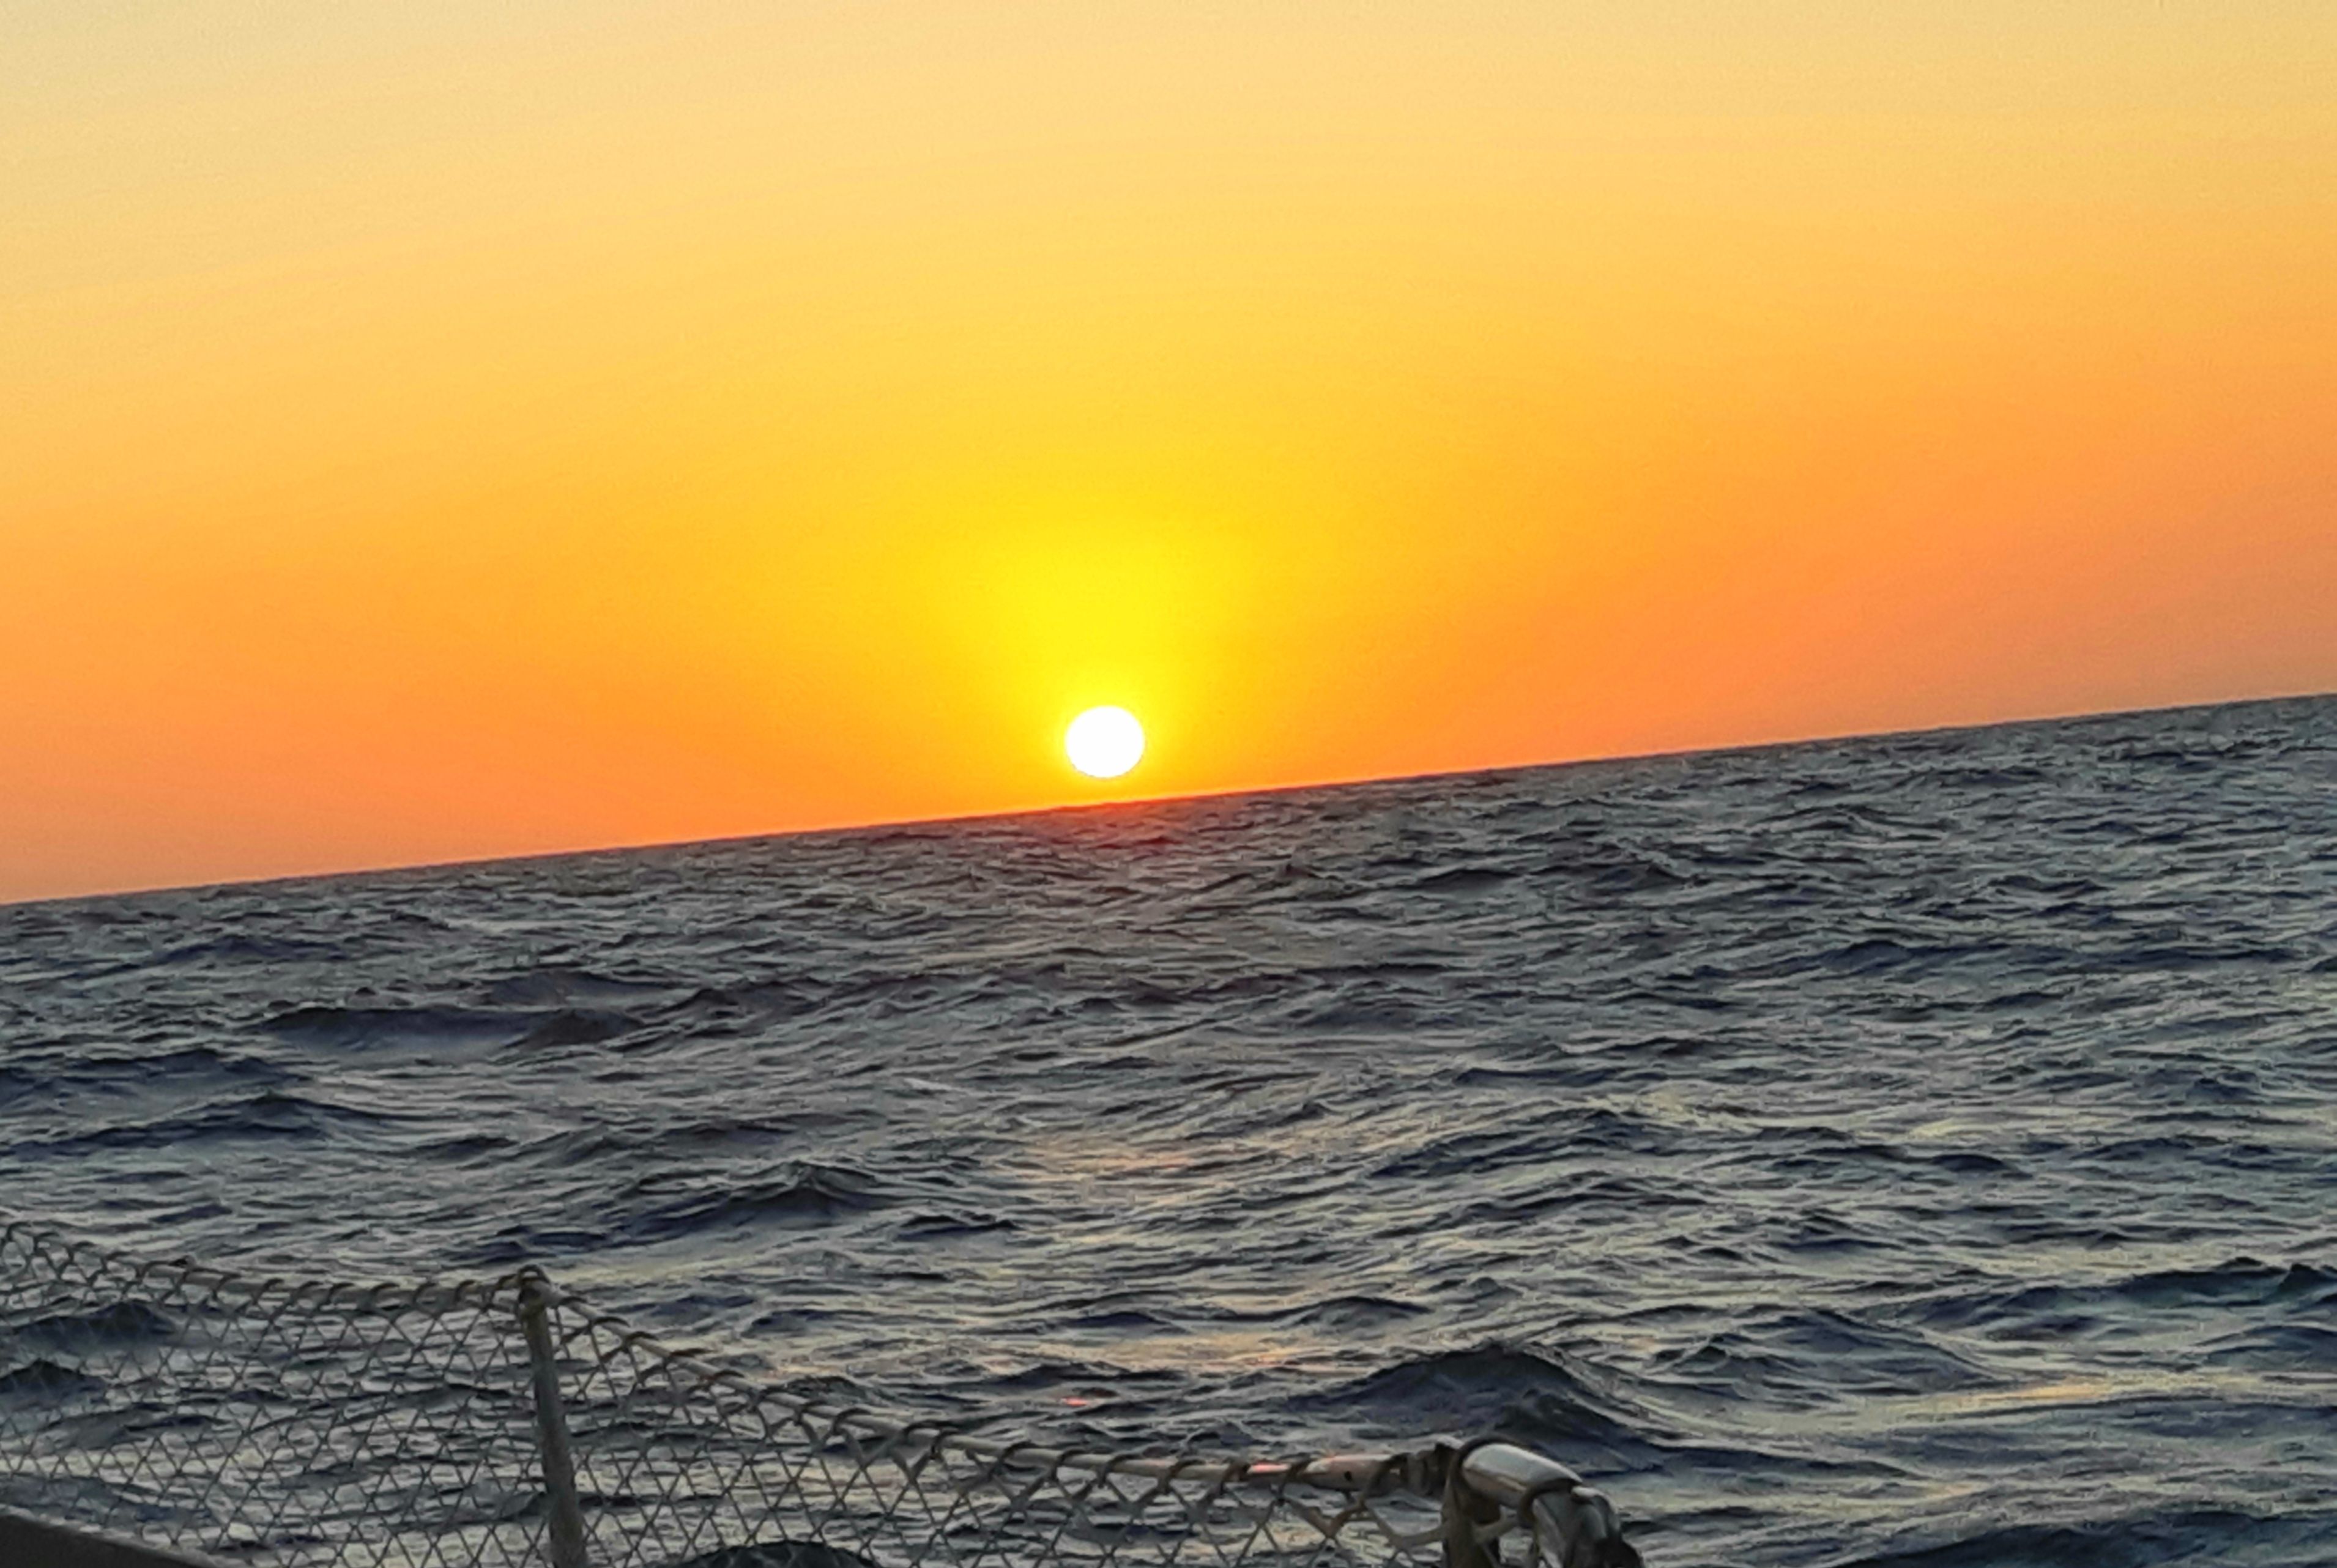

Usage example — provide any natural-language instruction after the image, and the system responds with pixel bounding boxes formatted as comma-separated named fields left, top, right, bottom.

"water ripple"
left=4, top=696, right=2336, bottom=1564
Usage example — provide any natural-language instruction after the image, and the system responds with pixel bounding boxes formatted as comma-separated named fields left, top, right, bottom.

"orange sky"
left=5, top=3, right=2334, bottom=904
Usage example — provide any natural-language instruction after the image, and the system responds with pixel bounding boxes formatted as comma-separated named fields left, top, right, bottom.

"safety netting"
left=0, top=1217, right=1629, bottom=1568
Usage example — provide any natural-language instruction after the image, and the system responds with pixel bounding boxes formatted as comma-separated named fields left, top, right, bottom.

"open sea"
left=4, top=695, right=2335, bottom=1567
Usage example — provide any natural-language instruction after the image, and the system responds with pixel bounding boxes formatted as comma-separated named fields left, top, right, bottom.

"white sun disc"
left=1065, top=706, right=1145, bottom=779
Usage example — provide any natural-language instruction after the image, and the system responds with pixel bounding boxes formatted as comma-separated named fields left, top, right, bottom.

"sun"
left=1065, top=706, right=1145, bottom=779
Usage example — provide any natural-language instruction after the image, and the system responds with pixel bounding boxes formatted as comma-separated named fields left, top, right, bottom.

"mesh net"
left=0, top=1219, right=1480, bottom=1568
left=0, top=1221, right=543, bottom=1565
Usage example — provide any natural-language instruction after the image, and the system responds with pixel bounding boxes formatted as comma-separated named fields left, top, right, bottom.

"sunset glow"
left=4, top=4, right=2334, bottom=902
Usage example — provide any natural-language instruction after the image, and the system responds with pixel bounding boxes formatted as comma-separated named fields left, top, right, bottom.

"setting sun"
left=1066, top=707, right=1145, bottom=779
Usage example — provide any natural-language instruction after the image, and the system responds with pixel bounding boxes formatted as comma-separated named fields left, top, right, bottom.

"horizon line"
left=9, top=685, right=2330, bottom=912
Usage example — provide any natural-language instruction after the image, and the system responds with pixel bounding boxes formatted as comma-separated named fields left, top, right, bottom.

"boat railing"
left=0, top=1216, right=1638, bottom=1568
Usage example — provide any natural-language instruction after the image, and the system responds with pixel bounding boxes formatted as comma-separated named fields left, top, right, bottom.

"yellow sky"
left=5, top=3, right=2334, bottom=901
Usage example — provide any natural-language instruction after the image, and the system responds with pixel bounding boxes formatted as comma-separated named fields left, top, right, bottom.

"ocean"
left=4, top=695, right=2334, bottom=1566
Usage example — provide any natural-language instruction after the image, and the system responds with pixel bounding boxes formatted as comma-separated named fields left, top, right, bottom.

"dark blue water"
left=6, top=696, right=2336, bottom=1566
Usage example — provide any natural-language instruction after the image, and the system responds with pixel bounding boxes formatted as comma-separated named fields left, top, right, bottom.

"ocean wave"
left=12, top=1300, right=177, bottom=1348
left=1649, top=1308, right=1997, bottom=1407
left=1295, top=1344, right=1666, bottom=1470
left=480, top=968, right=675, bottom=1006
left=1831, top=1507, right=2337, bottom=1567
left=615, top=1163, right=894, bottom=1241
left=15, top=1090, right=413, bottom=1154
left=5, top=693, right=2335, bottom=1567
left=259, top=1004, right=535, bottom=1049
left=0, top=1359, right=106, bottom=1401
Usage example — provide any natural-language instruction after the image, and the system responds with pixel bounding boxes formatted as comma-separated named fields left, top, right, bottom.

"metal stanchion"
left=518, top=1276, right=590, bottom=1568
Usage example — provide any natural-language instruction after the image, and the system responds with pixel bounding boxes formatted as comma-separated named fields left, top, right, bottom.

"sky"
left=5, top=2, right=2334, bottom=904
